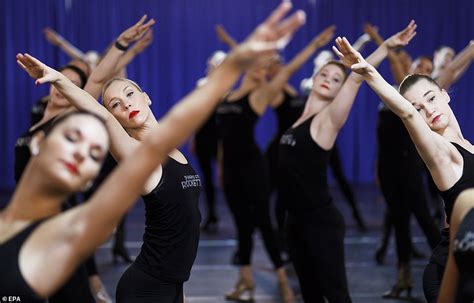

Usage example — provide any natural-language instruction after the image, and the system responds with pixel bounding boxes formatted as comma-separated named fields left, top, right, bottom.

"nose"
left=73, top=145, right=86, bottom=164
left=424, top=103, right=436, bottom=116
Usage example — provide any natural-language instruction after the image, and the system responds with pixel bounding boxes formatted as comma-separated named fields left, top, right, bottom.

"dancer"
left=10, top=4, right=305, bottom=302
left=278, top=22, right=417, bottom=302
left=191, top=50, right=227, bottom=232
left=332, top=33, right=474, bottom=303
left=432, top=42, right=474, bottom=89
left=437, top=189, right=474, bottom=302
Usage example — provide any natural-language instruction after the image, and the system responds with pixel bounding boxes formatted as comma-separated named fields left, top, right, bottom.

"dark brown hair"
left=399, top=74, right=441, bottom=96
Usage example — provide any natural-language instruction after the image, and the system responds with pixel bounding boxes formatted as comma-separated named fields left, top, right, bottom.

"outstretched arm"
left=322, top=21, right=417, bottom=134
left=332, top=34, right=453, bottom=181
left=17, top=2, right=306, bottom=297
left=216, top=24, right=238, bottom=49
left=85, top=15, right=155, bottom=99
left=43, top=27, right=85, bottom=60
left=364, top=22, right=407, bottom=85
left=437, top=41, right=474, bottom=90
left=114, top=28, right=154, bottom=75
left=252, top=25, right=336, bottom=113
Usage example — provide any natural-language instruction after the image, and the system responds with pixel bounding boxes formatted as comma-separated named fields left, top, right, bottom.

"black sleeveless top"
left=453, top=208, right=474, bottom=302
left=216, top=94, right=262, bottom=166
left=440, top=143, right=474, bottom=223
left=194, top=113, right=218, bottom=156
left=275, top=92, right=305, bottom=136
left=278, top=116, right=332, bottom=213
left=134, top=157, right=201, bottom=283
left=14, top=119, right=55, bottom=183
left=0, top=222, right=45, bottom=302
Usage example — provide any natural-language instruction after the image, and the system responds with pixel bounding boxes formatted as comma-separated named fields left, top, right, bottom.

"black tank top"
left=440, top=142, right=474, bottom=223
left=14, top=119, right=55, bottom=183
left=135, top=157, right=201, bottom=283
left=0, top=222, right=45, bottom=302
left=194, top=113, right=218, bottom=154
left=278, top=116, right=332, bottom=212
left=453, top=208, right=474, bottom=301
left=216, top=94, right=262, bottom=166
left=275, top=92, right=305, bottom=136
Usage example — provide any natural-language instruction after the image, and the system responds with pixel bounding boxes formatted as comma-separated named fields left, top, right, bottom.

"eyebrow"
left=106, top=86, right=132, bottom=108
left=423, top=90, right=434, bottom=97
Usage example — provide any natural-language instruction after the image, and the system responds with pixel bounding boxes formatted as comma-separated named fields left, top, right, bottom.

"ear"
left=143, top=92, right=152, bottom=106
left=30, top=131, right=46, bottom=156
left=441, top=89, right=451, bottom=103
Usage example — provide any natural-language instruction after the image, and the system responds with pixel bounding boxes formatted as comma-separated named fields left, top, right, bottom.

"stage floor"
left=91, top=184, right=434, bottom=303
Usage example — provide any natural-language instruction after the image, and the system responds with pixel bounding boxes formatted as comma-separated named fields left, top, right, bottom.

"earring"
left=31, top=146, right=39, bottom=156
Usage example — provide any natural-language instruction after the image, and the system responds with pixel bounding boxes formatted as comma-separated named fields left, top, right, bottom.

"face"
left=33, top=115, right=109, bottom=193
left=267, top=56, right=283, bottom=78
left=247, top=64, right=269, bottom=82
left=312, top=64, right=345, bottom=100
left=403, top=79, right=451, bottom=132
left=103, top=80, right=150, bottom=129
left=434, top=47, right=455, bottom=70
left=49, top=69, right=82, bottom=108
left=412, top=58, right=433, bottom=76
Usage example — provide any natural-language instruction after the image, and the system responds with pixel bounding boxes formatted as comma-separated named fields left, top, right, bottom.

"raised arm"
left=364, top=22, right=407, bottom=85
left=43, top=27, right=85, bottom=61
left=251, top=25, right=335, bottom=113
left=216, top=24, right=238, bottom=49
left=325, top=21, right=417, bottom=130
left=114, top=29, right=154, bottom=75
left=333, top=35, right=453, bottom=176
left=85, top=15, right=155, bottom=99
left=437, top=41, right=474, bottom=89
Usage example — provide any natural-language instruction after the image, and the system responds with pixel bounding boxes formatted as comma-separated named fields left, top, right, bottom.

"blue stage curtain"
left=1, top=0, right=473, bottom=190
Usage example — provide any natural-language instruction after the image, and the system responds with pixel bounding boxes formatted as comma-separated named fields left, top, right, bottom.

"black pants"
left=378, top=157, right=440, bottom=263
left=195, top=145, right=217, bottom=219
left=423, top=230, right=449, bottom=303
left=265, top=138, right=286, bottom=231
left=223, top=163, right=283, bottom=269
left=287, top=205, right=351, bottom=303
left=116, top=263, right=184, bottom=303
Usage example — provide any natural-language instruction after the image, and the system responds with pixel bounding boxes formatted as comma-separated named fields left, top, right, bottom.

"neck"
left=301, top=93, right=331, bottom=118
left=439, top=113, right=466, bottom=143
left=4, top=163, right=65, bottom=222
left=127, top=110, right=159, bottom=141
left=33, top=102, right=69, bottom=130
left=240, top=75, right=263, bottom=91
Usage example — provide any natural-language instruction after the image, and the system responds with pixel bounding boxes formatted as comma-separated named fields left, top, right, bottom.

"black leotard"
left=453, top=208, right=474, bottom=302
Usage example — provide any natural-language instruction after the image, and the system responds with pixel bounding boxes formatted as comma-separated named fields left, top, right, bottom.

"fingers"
left=24, top=53, right=44, bottom=67
left=135, top=14, right=148, bottom=27
left=138, top=18, right=156, bottom=36
left=332, top=45, right=344, bottom=60
left=275, top=10, right=306, bottom=40
left=264, top=1, right=293, bottom=28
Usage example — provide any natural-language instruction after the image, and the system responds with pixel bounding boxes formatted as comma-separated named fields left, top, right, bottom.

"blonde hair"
left=101, top=77, right=143, bottom=105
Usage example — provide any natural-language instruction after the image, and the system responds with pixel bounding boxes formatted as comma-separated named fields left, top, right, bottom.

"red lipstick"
left=432, top=114, right=442, bottom=124
left=63, top=161, right=79, bottom=175
left=129, top=110, right=140, bottom=120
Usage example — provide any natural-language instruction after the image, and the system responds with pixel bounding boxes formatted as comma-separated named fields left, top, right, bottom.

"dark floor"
left=86, top=184, right=438, bottom=303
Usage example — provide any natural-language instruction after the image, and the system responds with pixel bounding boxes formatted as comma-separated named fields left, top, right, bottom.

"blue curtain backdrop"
left=1, top=0, right=473, bottom=191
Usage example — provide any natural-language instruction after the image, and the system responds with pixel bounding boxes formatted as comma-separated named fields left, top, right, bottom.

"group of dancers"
left=1, top=2, right=474, bottom=303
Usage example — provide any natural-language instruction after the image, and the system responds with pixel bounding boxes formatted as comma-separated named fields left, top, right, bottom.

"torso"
left=453, top=208, right=474, bottom=301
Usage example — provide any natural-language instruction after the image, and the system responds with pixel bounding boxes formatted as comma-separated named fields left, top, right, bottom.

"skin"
left=9, top=2, right=306, bottom=297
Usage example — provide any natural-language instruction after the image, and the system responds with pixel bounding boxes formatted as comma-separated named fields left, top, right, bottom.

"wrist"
left=115, top=38, right=130, bottom=51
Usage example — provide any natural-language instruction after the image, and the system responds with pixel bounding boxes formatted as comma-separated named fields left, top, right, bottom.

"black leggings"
left=224, top=166, right=283, bottom=269
left=195, top=146, right=217, bottom=219
left=116, top=263, right=184, bottom=303
left=287, top=205, right=351, bottom=303
left=378, top=158, right=440, bottom=263
left=265, top=139, right=286, bottom=232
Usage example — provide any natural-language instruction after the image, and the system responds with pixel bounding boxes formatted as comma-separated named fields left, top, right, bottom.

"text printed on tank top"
left=280, top=134, right=296, bottom=146
left=216, top=104, right=243, bottom=114
left=454, top=231, right=474, bottom=252
left=181, top=174, right=201, bottom=189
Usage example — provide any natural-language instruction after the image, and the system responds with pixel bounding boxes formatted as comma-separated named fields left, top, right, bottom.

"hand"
left=227, top=1, right=306, bottom=70
left=215, top=24, right=232, bottom=43
left=117, top=15, right=156, bottom=47
left=384, top=20, right=417, bottom=49
left=363, top=23, right=379, bottom=39
left=132, top=28, right=154, bottom=53
left=332, top=37, right=374, bottom=75
left=313, top=25, right=336, bottom=48
left=16, top=53, right=64, bottom=85
left=43, top=27, right=63, bottom=46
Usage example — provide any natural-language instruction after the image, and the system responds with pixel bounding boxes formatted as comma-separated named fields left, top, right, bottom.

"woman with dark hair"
left=332, top=34, right=474, bottom=303
left=278, top=22, right=416, bottom=302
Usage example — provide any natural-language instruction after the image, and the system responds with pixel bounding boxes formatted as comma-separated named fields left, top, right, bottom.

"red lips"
left=63, top=161, right=79, bottom=175
left=321, top=84, right=330, bottom=90
left=129, top=110, right=140, bottom=119
left=432, top=114, right=442, bottom=124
